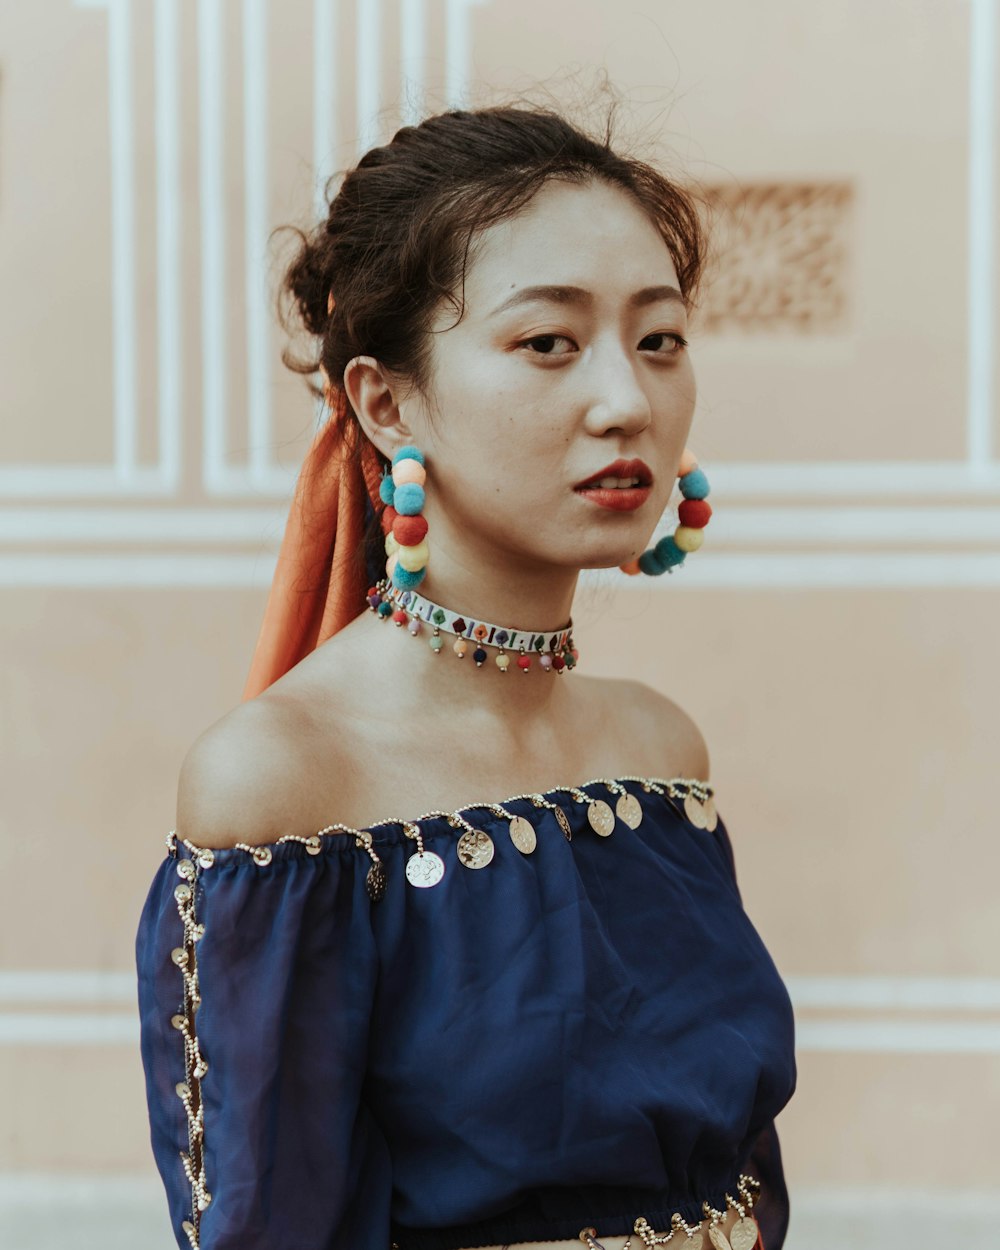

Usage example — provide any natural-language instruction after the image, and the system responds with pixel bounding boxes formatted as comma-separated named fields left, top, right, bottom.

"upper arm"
left=176, top=700, right=305, bottom=849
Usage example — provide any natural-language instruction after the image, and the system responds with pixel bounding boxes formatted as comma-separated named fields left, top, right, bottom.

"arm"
left=136, top=722, right=391, bottom=1249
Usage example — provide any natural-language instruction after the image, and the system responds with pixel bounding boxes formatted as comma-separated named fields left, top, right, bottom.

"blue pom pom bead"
left=391, top=564, right=426, bottom=590
left=678, top=468, right=709, bottom=500
left=654, top=534, right=687, bottom=568
left=394, top=482, right=425, bottom=515
left=379, top=473, right=396, bottom=506
left=638, top=548, right=669, bottom=576
left=393, top=445, right=425, bottom=467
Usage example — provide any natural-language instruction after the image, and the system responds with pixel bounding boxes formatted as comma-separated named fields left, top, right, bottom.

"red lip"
left=573, top=457, right=653, bottom=490
left=575, top=486, right=652, bottom=512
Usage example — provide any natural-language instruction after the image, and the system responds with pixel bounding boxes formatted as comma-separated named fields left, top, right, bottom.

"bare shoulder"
left=604, top=676, right=711, bottom=783
left=175, top=693, right=341, bottom=849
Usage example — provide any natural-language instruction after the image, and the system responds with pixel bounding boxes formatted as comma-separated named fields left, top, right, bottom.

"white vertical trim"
left=199, top=0, right=227, bottom=492
left=313, top=0, right=339, bottom=218
left=243, top=0, right=272, bottom=483
left=108, top=0, right=138, bottom=480
left=400, top=0, right=426, bottom=125
left=154, top=0, right=182, bottom=491
left=968, top=0, right=996, bottom=468
left=356, top=0, right=381, bottom=156
left=445, top=0, right=485, bottom=107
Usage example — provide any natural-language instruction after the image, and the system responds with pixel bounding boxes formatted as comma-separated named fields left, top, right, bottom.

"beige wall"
left=2, top=1, right=998, bottom=1246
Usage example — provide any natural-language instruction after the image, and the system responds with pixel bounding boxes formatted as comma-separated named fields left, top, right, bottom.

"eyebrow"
left=489, top=283, right=687, bottom=318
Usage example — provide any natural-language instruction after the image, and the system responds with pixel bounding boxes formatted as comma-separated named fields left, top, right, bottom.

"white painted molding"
left=0, top=508, right=287, bottom=543
left=6, top=551, right=1000, bottom=587
left=702, top=462, right=1000, bottom=497
left=312, top=0, right=341, bottom=219
left=198, top=0, right=228, bottom=496
left=154, top=0, right=182, bottom=493
left=0, top=972, right=137, bottom=1003
left=355, top=0, right=382, bottom=156
left=400, top=0, right=428, bottom=125
left=968, top=0, right=996, bottom=466
left=6, top=505, right=1000, bottom=546
left=784, top=975, right=1000, bottom=1010
left=0, top=1014, right=138, bottom=1045
left=243, top=0, right=273, bottom=485
left=445, top=0, right=490, bottom=107
left=795, top=1019, right=1000, bottom=1053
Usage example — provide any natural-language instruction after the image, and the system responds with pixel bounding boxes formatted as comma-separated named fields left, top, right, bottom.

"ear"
left=343, top=356, right=413, bottom=462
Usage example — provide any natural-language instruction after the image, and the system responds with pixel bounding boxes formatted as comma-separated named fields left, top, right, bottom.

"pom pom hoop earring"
left=379, top=446, right=430, bottom=590
left=619, top=448, right=712, bottom=577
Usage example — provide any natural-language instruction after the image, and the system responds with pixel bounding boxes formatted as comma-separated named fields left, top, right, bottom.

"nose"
left=581, top=347, right=653, bottom=437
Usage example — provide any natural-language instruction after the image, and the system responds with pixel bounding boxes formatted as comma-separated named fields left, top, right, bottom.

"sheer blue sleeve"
left=710, top=813, right=796, bottom=1250
left=135, top=835, right=391, bottom=1250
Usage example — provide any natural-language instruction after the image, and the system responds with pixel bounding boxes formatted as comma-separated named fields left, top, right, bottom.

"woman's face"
left=404, top=177, right=697, bottom=574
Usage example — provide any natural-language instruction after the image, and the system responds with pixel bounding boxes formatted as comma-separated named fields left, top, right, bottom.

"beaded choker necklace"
left=367, top=576, right=579, bottom=674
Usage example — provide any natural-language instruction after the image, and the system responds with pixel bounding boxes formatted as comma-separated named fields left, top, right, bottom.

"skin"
left=177, top=177, right=728, bottom=1250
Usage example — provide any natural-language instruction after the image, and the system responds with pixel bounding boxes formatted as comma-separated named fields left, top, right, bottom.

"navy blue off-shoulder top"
left=135, top=774, right=797, bottom=1250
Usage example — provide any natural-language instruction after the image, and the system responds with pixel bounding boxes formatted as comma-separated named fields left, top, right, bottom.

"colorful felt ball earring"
left=619, top=448, right=712, bottom=576
left=379, top=446, right=430, bottom=590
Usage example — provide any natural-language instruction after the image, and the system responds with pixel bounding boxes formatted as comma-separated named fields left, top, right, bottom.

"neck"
left=358, top=561, right=584, bottom=718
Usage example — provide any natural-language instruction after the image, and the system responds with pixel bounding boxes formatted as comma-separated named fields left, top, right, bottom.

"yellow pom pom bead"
left=495, top=653, right=510, bottom=671
left=453, top=638, right=467, bottom=657
left=386, top=553, right=398, bottom=577
left=392, top=459, right=426, bottom=487
left=385, top=532, right=399, bottom=555
left=396, top=540, right=429, bottom=572
left=674, top=525, right=704, bottom=553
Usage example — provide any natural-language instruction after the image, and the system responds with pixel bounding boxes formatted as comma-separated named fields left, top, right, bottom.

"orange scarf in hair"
left=241, top=387, right=385, bottom=701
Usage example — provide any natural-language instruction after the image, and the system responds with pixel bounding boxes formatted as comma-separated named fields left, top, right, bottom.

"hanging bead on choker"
left=367, top=576, right=580, bottom=674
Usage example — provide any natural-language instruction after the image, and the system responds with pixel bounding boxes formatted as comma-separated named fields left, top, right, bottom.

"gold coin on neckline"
left=404, top=850, right=446, bottom=887
left=457, top=829, right=495, bottom=869
left=685, top=1233, right=705, bottom=1250
left=729, top=1217, right=758, bottom=1250
left=707, top=1227, right=733, bottom=1250
left=508, top=815, right=537, bottom=854
left=553, top=804, right=572, bottom=840
left=615, top=792, right=643, bottom=829
left=702, top=795, right=719, bottom=832
left=684, top=792, right=710, bottom=828
left=587, top=798, right=616, bottom=837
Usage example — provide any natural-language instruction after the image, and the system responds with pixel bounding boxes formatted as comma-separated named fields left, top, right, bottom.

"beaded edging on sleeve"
left=168, top=850, right=212, bottom=1249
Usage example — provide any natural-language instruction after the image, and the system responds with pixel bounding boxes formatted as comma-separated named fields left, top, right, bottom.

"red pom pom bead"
left=552, top=654, right=566, bottom=671
left=381, top=505, right=398, bottom=535
left=517, top=654, right=532, bottom=670
left=392, top=609, right=408, bottom=625
left=678, top=498, right=712, bottom=528
left=393, top=514, right=429, bottom=546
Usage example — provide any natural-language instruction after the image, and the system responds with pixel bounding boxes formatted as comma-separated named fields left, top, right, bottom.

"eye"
left=515, top=334, right=576, bottom=356
left=641, top=333, right=689, bottom=355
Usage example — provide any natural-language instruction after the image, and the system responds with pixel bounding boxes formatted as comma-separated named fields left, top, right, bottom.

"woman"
left=136, top=102, right=797, bottom=1250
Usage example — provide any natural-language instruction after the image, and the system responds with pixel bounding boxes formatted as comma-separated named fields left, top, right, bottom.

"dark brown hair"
left=275, top=98, right=708, bottom=583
